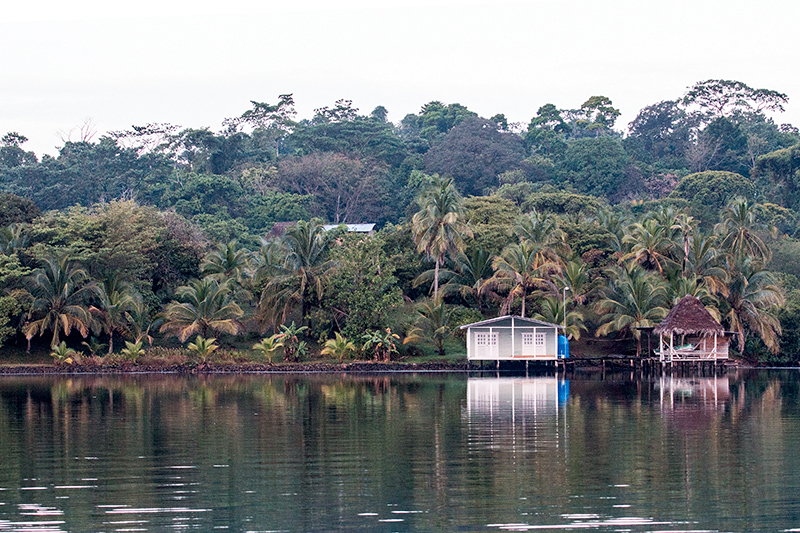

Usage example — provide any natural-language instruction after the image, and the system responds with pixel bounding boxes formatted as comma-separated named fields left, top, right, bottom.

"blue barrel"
left=558, top=335, right=570, bottom=359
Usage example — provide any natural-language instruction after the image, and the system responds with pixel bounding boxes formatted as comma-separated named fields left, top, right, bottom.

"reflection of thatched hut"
left=653, top=295, right=729, bottom=362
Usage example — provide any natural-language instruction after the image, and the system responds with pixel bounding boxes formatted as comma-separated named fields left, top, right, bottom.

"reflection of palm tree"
left=723, top=255, right=783, bottom=354
left=161, top=278, right=244, bottom=342
left=595, top=264, right=669, bottom=355
left=411, top=176, right=472, bottom=300
left=24, top=256, right=95, bottom=350
left=490, top=242, right=552, bottom=317
left=90, top=275, right=138, bottom=355
left=259, top=219, right=334, bottom=327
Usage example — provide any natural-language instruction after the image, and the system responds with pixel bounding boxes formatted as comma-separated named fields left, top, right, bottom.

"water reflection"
left=0, top=371, right=796, bottom=531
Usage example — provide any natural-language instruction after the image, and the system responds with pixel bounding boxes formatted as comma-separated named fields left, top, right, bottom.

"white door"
left=522, top=331, right=546, bottom=357
left=475, top=332, right=498, bottom=359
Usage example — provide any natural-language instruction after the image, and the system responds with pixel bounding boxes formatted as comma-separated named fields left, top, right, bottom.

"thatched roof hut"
left=654, top=295, right=724, bottom=336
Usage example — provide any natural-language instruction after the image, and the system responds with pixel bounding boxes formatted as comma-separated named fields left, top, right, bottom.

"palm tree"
left=0, top=224, right=29, bottom=255
left=553, top=258, right=594, bottom=305
left=411, top=175, right=473, bottom=300
left=670, top=213, right=696, bottom=277
left=24, top=256, right=95, bottom=350
left=201, top=240, right=252, bottom=285
left=403, top=297, right=453, bottom=356
left=622, top=218, right=674, bottom=273
left=715, top=198, right=775, bottom=261
left=259, top=219, right=335, bottom=327
left=490, top=242, right=552, bottom=317
left=161, top=277, right=244, bottom=342
left=89, top=275, right=138, bottom=355
left=722, top=255, right=784, bottom=354
left=252, top=334, right=285, bottom=364
left=685, top=233, right=729, bottom=296
left=514, top=209, right=565, bottom=259
left=532, top=296, right=586, bottom=340
left=321, top=332, right=356, bottom=362
left=414, top=247, right=495, bottom=312
left=595, top=264, right=669, bottom=355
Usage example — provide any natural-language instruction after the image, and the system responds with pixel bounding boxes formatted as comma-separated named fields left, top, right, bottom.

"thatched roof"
left=653, top=295, right=724, bottom=336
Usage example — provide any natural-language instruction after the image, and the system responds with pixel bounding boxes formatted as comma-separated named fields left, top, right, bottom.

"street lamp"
left=562, top=286, right=571, bottom=335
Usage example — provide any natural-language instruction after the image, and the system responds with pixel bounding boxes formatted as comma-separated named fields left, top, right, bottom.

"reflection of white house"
left=460, top=316, right=560, bottom=361
left=467, top=377, right=569, bottom=416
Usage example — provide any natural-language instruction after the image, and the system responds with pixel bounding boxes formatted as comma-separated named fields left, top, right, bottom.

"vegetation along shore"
left=1, top=79, right=800, bottom=368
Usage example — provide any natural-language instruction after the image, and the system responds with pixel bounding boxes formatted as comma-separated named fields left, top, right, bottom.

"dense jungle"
left=2, top=78, right=800, bottom=365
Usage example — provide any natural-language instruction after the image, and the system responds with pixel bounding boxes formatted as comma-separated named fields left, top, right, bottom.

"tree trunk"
left=433, top=258, right=440, bottom=301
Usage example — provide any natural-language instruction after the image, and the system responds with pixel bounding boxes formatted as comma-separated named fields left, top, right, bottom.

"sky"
left=2, top=0, right=799, bottom=157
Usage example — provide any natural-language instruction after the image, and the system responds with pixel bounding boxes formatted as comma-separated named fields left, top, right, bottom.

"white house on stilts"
left=460, top=316, right=565, bottom=364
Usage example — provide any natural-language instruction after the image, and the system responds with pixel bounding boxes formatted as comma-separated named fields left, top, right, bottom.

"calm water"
left=0, top=370, right=798, bottom=532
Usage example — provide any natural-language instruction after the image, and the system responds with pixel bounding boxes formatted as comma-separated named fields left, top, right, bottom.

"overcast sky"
left=3, top=0, right=799, bottom=157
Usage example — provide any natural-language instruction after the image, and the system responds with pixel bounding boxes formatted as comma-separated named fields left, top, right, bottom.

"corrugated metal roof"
left=459, top=315, right=560, bottom=329
left=322, top=224, right=376, bottom=233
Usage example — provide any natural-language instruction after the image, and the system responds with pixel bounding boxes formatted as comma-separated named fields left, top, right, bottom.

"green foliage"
left=754, top=143, right=800, bottom=210
left=519, top=191, right=603, bottom=216
left=313, top=234, right=402, bottom=340
left=321, top=332, right=356, bottom=362
left=562, top=137, right=628, bottom=198
left=403, top=299, right=453, bottom=356
left=119, top=340, right=146, bottom=361
left=50, top=341, right=77, bottom=365
left=0, top=194, right=40, bottom=227
left=362, top=328, right=400, bottom=362
left=400, top=101, right=477, bottom=145
left=277, top=322, right=309, bottom=362
left=670, top=171, right=755, bottom=227
left=423, top=117, right=527, bottom=196
left=0, top=295, right=21, bottom=349
left=252, top=334, right=285, bottom=363
left=186, top=335, right=219, bottom=363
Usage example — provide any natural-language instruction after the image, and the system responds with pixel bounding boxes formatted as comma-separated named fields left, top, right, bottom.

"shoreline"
left=0, top=357, right=768, bottom=375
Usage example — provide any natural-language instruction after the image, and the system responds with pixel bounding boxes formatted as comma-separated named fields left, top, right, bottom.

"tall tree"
left=490, top=242, right=551, bottom=317
left=161, top=277, right=244, bottom=342
left=259, top=219, right=335, bottom=327
left=24, top=256, right=96, bottom=349
left=411, top=176, right=472, bottom=300
left=89, top=275, right=138, bottom=355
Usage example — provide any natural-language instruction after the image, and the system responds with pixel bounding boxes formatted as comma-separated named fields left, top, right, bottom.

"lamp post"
left=562, top=286, right=571, bottom=335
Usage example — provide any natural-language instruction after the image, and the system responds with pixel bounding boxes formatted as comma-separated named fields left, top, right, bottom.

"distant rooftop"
left=322, top=224, right=376, bottom=233
left=266, top=222, right=376, bottom=239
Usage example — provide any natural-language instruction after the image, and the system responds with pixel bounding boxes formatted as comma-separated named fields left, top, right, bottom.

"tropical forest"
left=2, top=78, right=800, bottom=365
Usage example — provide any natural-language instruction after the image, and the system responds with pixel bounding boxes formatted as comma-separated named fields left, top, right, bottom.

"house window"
left=535, top=333, right=545, bottom=347
left=476, top=332, right=497, bottom=347
left=522, top=333, right=535, bottom=347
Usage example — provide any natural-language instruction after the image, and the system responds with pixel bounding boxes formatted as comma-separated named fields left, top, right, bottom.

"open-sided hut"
left=653, top=295, right=729, bottom=362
